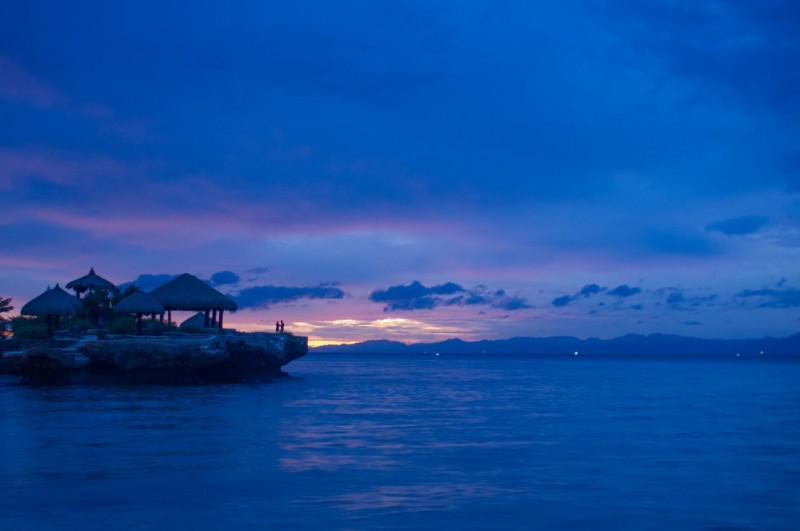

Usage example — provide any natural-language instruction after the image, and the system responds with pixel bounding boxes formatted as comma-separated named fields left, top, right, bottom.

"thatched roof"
left=66, top=267, right=115, bottom=291
left=180, top=312, right=219, bottom=330
left=21, top=284, right=82, bottom=316
left=114, top=291, right=164, bottom=315
left=150, top=273, right=238, bottom=311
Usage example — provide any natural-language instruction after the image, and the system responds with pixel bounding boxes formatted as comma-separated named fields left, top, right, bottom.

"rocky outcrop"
left=11, top=333, right=307, bottom=385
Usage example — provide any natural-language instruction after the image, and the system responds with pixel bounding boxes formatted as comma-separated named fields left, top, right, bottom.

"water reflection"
left=1, top=356, right=799, bottom=529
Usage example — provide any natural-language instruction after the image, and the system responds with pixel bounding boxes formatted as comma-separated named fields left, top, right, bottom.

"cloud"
left=0, top=146, right=138, bottom=192
left=0, top=56, right=66, bottom=108
left=552, top=295, right=573, bottom=307
left=235, top=284, right=345, bottom=309
left=551, top=283, right=607, bottom=307
left=663, top=288, right=718, bottom=311
left=578, top=284, right=605, bottom=297
left=706, top=216, right=769, bottom=236
left=607, top=284, right=641, bottom=297
left=736, top=288, right=800, bottom=309
left=370, top=281, right=530, bottom=312
left=602, top=2, right=800, bottom=117
left=210, top=270, right=240, bottom=286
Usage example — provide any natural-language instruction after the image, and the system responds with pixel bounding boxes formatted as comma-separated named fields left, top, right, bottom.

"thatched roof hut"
left=180, top=312, right=219, bottom=330
left=21, top=284, right=82, bottom=336
left=66, top=267, right=115, bottom=298
left=150, top=273, right=237, bottom=329
left=114, top=291, right=165, bottom=334
left=114, top=291, right=165, bottom=315
left=21, top=284, right=82, bottom=317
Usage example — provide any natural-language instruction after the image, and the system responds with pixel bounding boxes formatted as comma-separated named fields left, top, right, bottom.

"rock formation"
left=2, top=333, right=307, bottom=385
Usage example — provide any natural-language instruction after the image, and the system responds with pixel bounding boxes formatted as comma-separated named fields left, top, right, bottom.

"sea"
left=1, top=352, right=799, bottom=530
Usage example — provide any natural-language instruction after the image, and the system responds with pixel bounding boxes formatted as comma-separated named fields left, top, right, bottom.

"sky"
left=2, top=1, right=799, bottom=346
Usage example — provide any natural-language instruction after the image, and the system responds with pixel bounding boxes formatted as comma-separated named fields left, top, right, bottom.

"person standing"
left=280, top=320, right=285, bottom=333
left=275, top=320, right=280, bottom=333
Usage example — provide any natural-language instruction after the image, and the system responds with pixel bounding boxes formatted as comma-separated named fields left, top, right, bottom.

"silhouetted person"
left=280, top=320, right=285, bottom=333
left=275, top=321, right=280, bottom=333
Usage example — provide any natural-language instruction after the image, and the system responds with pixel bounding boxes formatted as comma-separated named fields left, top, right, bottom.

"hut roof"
left=66, top=267, right=115, bottom=290
left=180, top=312, right=219, bottom=330
left=149, top=273, right=238, bottom=311
left=114, top=291, right=165, bottom=314
left=21, top=284, right=83, bottom=316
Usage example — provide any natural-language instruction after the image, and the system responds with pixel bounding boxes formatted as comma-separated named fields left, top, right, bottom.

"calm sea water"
left=1, top=353, right=799, bottom=530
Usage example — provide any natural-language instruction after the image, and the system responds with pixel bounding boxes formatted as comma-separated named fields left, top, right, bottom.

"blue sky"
left=2, top=1, right=799, bottom=345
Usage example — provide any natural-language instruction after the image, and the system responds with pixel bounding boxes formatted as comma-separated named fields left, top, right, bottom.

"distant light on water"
left=574, top=351, right=579, bottom=356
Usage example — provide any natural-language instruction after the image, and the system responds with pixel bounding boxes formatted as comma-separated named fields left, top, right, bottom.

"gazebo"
left=66, top=267, right=115, bottom=299
left=20, top=284, right=83, bottom=336
left=149, top=273, right=237, bottom=329
left=114, top=291, right=165, bottom=334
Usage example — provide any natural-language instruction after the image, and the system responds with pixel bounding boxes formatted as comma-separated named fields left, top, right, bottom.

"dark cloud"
left=235, top=284, right=345, bottom=309
left=607, top=284, right=641, bottom=297
left=551, top=283, right=607, bottom=307
left=579, top=284, right=605, bottom=297
left=552, top=295, right=572, bottom=307
left=496, top=296, right=530, bottom=311
left=664, top=289, right=718, bottom=310
left=370, top=281, right=462, bottom=308
left=706, top=216, right=769, bottom=236
left=210, top=270, right=240, bottom=286
left=667, top=292, right=685, bottom=306
left=602, top=1, right=800, bottom=118
left=370, top=281, right=530, bottom=312
left=736, top=288, right=800, bottom=309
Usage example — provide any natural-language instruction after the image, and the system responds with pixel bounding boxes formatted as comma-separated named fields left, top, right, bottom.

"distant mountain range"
left=311, top=333, right=800, bottom=357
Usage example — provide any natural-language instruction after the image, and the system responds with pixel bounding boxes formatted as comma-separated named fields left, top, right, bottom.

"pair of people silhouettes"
left=275, top=320, right=285, bottom=334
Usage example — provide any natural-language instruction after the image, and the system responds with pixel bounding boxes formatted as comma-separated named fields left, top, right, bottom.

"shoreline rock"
left=2, top=333, right=307, bottom=385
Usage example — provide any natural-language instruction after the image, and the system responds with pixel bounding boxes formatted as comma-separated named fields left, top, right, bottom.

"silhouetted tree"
left=81, top=288, right=115, bottom=326
left=0, top=296, right=12, bottom=320
left=113, top=284, right=139, bottom=305
left=1, top=297, right=13, bottom=338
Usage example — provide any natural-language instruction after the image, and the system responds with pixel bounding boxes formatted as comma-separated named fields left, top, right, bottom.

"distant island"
left=312, top=333, right=800, bottom=357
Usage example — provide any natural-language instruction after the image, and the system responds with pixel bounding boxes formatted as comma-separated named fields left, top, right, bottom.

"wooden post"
left=204, top=309, right=210, bottom=328
left=218, top=310, right=224, bottom=329
left=137, top=313, right=143, bottom=334
left=167, top=310, right=172, bottom=325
